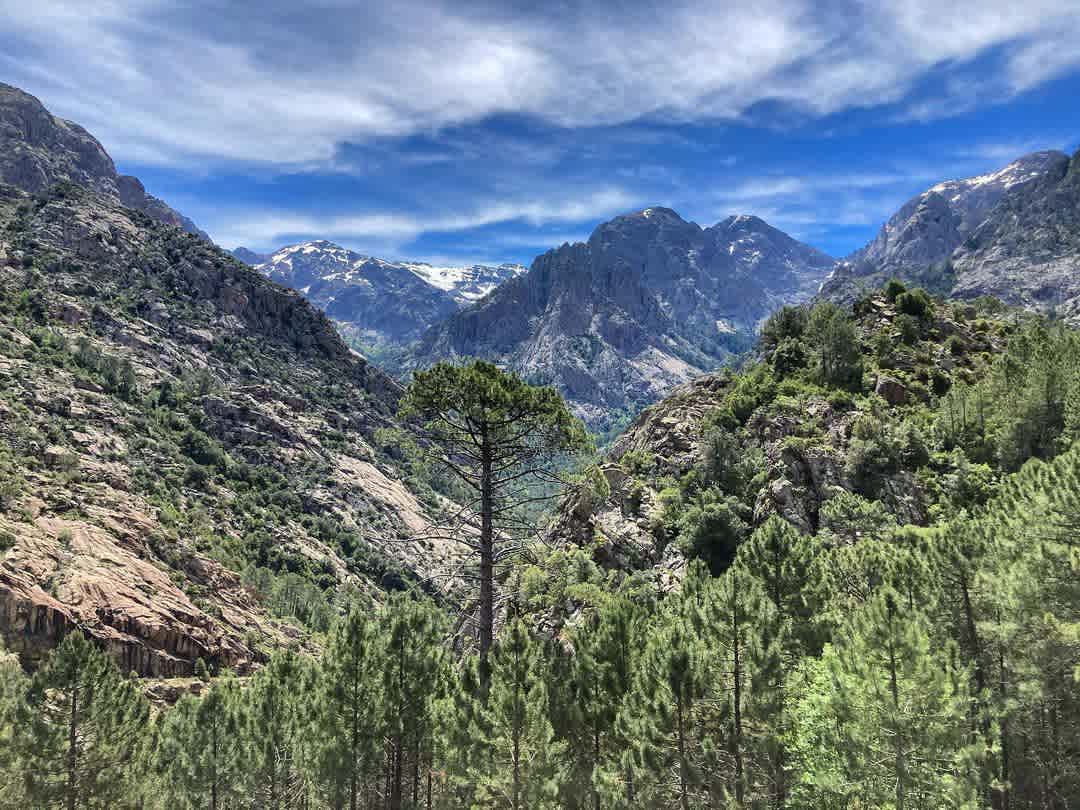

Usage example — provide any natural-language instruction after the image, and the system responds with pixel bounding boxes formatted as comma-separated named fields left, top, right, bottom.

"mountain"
left=407, top=261, right=530, bottom=305
left=823, top=149, right=1080, bottom=319
left=0, top=161, right=466, bottom=677
left=414, top=208, right=835, bottom=429
left=230, top=246, right=268, bottom=265
left=0, top=82, right=209, bottom=241
left=547, top=287, right=1070, bottom=579
left=251, top=241, right=525, bottom=350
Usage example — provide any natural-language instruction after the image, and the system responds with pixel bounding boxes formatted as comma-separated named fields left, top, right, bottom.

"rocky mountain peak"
left=415, top=207, right=836, bottom=428
left=250, top=240, right=523, bottom=355
left=822, top=147, right=1080, bottom=320
left=0, top=82, right=209, bottom=240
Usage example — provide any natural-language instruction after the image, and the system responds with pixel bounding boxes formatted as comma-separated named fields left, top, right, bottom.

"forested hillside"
left=0, top=179, right=470, bottom=681
left=2, top=281, right=1078, bottom=809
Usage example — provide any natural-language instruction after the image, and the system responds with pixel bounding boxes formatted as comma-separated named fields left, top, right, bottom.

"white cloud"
left=3, top=0, right=1079, bottom=167
left=204, top=187, right=638, bottom=251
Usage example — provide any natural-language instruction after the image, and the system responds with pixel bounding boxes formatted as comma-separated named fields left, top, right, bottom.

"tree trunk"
left=67, top=681, right=78, bottom=810
left=887, top=634, right=904, bottom=810
left=960, top=576, right=992, bottom=805
left=676, top=696, right=690, bottom=810
left=479, top=429, right=495, bottom=693
left=211, top=711, right=219, bottom=810
left=998, top=642, right=1010, bottom=810
left=350, top=694, right=360, bottom=810
left=733, top=602, right=745, bottom=806
left=512, top=718, right=521, bottom=810
left=593, top=721, right=602, bottom=810
left=412, top=739, right=420, bottom=808
left=390, top=736, right=403, bottom=810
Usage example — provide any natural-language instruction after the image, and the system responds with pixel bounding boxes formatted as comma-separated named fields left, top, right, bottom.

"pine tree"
left=311, top=609, right=382, bottom=810
left=620, top=595, right=711, bottom=809
left=973, top=447, right=1080, bottom=806
left=399, top=361, right=588, bottom=684
left=380, top=594, right=449, bottom=810
left=568, top=594, right=645, bottom=810
left=156, top=675, right=244, bottom=810
left=240, top=650, right=310, bottom=810
left=473, top=618, right=565, bottom=809
left=436, top=654, right=489, bottom=809
left=16, top=632, right=150, bottom=810
left=702, top=564, right=780, bottom=806
left=0, top=642, right=28, bottom=809
left=792, top=589, right=979, bottom=809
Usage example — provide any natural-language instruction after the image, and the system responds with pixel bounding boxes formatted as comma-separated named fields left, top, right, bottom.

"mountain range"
left=5, top=78, right=1080, bottom=432
left=415, top=208, right=835, bottom=428
left=234, top=241, right=524, bottom=351
left=225, top=146, right=1080, bottom=430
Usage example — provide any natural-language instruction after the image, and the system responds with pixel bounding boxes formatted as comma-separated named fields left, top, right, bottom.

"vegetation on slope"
left=1, top=278, right=1079, bottom=809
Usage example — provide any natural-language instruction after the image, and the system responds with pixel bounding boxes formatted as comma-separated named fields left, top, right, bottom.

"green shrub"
left=676, top=489, right=749, bottom=574
left=884, top=278, right=907, bottom=302
left=770, top=337, right=807, bottom=376
left=761, top=305, right=808, bottom=349
left=945, top=335, right=965, bottom=356
left=896, top=288, right=932, bottom=319
left=896, top=313, right=920, bottom=344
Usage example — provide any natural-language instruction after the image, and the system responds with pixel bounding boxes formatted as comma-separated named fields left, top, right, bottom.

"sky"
left=2, top=0, right=1080, bottom=266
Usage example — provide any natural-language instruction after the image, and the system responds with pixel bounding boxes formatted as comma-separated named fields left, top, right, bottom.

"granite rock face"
left=0, top=182, right=466, bottom=677
left=415, top=208, right=835, bottom=429
left=823, top=149, right=1080, bottom=322
left=0, top=82, right=209, bottom=240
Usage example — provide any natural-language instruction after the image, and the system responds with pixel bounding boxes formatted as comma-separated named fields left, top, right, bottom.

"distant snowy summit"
left=235, top=240, right=524, bottom=349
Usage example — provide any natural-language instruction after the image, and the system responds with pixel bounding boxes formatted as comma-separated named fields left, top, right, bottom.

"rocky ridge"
left=415, top=208, right=835, bottom=430
left=250, top=241, right=525, bottom=350
left=548, top=293, right=1010, bottom=581
left=0, top=82, right=209, bottom=241
left=823, top=149, right=1080, bottom=321
left=0, top=181, right=466, bottom=678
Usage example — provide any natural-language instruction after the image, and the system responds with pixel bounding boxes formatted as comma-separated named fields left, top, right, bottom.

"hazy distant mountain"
left=252, top=241, right=525, bottom=350
left=823, top=149, right=1080, bottom=320
left=230, top=246, right=269, bottom=265
left=414, top=207, right=835, bottom=429
left=0, top=82, right=209, bottom=240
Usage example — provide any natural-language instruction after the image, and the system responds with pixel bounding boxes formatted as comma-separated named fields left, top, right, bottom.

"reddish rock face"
left=0, top=512, right=264, bottom=677
left=875, top=375, right=910, bottom=406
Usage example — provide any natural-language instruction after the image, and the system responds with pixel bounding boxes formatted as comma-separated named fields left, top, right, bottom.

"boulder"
left=875, top=375, right=910, bottom=405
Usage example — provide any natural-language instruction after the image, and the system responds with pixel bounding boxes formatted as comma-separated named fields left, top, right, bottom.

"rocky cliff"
left=415, top=208, right=835, bottom=429
left=0, top=82, right=209, bottom=240
left=0, top=182, right=466, bottom=678
left=547, top=291, right=1015, bottom=583
left=823, top=149, right=1080, bottom=320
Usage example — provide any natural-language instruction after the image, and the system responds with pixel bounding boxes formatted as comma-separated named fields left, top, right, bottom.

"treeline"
left=2, top=440, right=1079, bottom=809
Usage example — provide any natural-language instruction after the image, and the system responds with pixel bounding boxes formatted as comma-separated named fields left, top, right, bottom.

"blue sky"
left=3, top=0, right=1080, bottom=265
